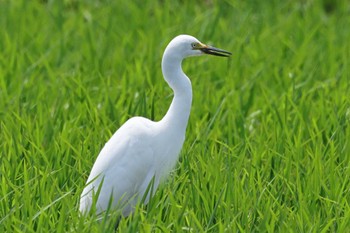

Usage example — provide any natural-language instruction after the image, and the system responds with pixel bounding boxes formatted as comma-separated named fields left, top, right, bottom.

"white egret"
left=79, top=35, right=231, bottom=217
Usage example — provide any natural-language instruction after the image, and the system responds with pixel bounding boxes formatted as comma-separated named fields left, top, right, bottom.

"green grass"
left=1, top=0, right=349, bottom=232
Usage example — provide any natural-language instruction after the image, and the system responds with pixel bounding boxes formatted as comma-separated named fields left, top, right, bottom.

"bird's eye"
left=191, top=43, right=197, bottom=48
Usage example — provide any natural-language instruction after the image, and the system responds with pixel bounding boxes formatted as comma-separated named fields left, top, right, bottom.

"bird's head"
left=165, top=35, right=232, bottom=59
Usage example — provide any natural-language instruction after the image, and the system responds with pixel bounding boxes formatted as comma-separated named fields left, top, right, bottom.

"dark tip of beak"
left=200, top=46, right=232, bottom=57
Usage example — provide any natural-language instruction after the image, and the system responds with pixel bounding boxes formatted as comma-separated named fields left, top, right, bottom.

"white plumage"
left=79, top=35, right=231, bottom=216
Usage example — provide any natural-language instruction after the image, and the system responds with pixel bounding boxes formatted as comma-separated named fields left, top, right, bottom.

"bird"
left=79, top=35, right=231, bottom=217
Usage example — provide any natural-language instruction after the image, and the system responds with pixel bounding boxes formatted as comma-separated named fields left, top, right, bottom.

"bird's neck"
left=160, top=54, right=192, bottom=133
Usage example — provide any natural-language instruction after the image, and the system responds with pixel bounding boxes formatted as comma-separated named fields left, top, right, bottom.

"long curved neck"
left=160, top=53, right=192, bottom=133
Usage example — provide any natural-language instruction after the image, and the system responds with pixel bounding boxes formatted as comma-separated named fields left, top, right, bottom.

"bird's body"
left=79, top=35, right=231, bottom=216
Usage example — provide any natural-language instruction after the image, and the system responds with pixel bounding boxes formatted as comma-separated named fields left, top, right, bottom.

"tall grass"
left=1, top=0, right=349, bottom=232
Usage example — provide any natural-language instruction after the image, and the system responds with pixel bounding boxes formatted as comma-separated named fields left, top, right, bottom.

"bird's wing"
left=80, top=117, right=157, bottom=214
left=85, top=117, right=156, bottom=185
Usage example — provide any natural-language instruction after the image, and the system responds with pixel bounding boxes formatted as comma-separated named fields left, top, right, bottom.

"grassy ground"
left=1, top=0, right=349, bottom=232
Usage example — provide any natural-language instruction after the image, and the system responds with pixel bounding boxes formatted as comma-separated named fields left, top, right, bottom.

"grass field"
left=1, top=0, right=349, bottom=232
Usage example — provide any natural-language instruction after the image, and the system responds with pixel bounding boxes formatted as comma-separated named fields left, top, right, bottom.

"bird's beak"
left=198, top=43, right=232, bottom=57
